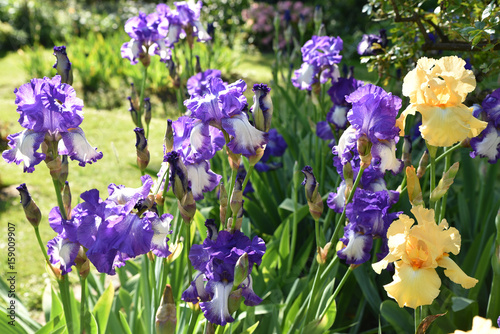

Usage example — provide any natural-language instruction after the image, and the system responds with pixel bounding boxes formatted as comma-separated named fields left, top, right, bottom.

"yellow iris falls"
left=398, top=56, right=487, bottom=147
left=372, top=205, right=478, bottom=309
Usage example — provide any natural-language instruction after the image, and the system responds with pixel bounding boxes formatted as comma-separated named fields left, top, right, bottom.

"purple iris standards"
left=292, top=35, right=343, bottom=91
left=187, top=69, right=222, bottom=97
left=254, top=128, right=288, bottom=172
left=357, top=29, right=388, bottom=56
left=156, top=1, right=211, bottom=48
left=2, top=75, right=103, bottom=173
left=121, top=10, right=171, bottom=66
left=184, top=77, right=268, bottom=158
left=47, top=175, right=172, bottom=275
left=470, top=88, right=500, bottom=163
left=182, top=220, right=266, bottom=326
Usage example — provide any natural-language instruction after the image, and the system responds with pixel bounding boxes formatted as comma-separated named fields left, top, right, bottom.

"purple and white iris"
left=121, top=10, right=171, bottom=65
left=156, top=1, right=211, bottom=47
left=187, top=69, right=222, bottom=97
left=2, top=75, right=103, bottom=173
left=292, top=35, right=343, bottom=91
left=470, top=88, right=500, bottom=163
left=47, top=175, right=172, bottom=275
left=327, top=83, right=403, bottom=265
left=182, top=220, right=266, bottom=326
left=184, top=77, right=268, bottom=157
left=357, top=29, right=388, bottom=56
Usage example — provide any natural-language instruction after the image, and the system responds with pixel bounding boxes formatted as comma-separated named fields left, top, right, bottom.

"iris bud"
left=417, top=150, right=429, bottom=179
left=219, top=182, right=228, bottom=224
left=301, top=166, right=323, bottom=220
left=233, top=253, right=249, bottom=289
left=156, top=284, right=177, bottom=334
left=134, top=128, right=150, bottom=171
left=53, top=46, right=73, bottom=85
left=251, top=84, right=273, bottom=133
left=166, top=151, right=189, bottom=201
left=16, top=183, right=41, bottom=227
left=144, top=97, right=151, bottom=127
left=164, top=119, right=174, bottom=154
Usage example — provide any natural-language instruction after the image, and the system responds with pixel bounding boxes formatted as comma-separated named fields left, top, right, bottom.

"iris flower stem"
left=52, top=178, right=67, bottom=221
left=414, top=306, right=421, bottom=333
left=288, top=171, right=300, bottom=275
left=315, top=218, right=321, bottom=250
left=58, top=275, right=75, bottom=334
left=225, top=168, right=238, bottom=229
left=185, top=223, right=193, bottom=283
left=320, top=266, right=352, bottom=320
left=439, top=149, right=451, bottom=222
left=329, top=165, right=367, bottom=245
left=79, top=276, right=87, bottom=334
left=138, top=65, right=149, bottom=130
left=241, top=165, right=254, bottom=199
left=428, top=146, right=437, bottom=211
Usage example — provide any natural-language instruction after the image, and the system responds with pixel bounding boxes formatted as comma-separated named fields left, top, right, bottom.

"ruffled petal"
left=371, top=140, right=403, bottom=174
left=186, top=161, right=221, bottom=200
left=148, top=212, right=173, bottom=257
left=59, top=127, right=103, bottom=166
left=384, top=263, right=441, bottom=309
left=121, top=40, right=142, bottom=65
left=47, top=236, right=80, bottom=275
left=337, top=223, right=373, bottom=264
left=222, top=114, right=268, bottom=156
left=2, top=129, right=45, bottom=173
left=199, top=281, right=234, bottom=326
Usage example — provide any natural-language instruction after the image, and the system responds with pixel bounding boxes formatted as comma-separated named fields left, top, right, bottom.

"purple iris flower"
left=156, top=1, right=211, bottom=47
left=292, top=35, right=343, bottom=91
left=47, top=175, right=172, bottom=275
left=182, top=220, right=265, bottom=326
left=187, top=69, right=222, bottom=97
left=470, top=88, right=500, bottom=163
left=53, top=46, right=73, bottom=85
left=254, top=128, right=287, bottom=172
left=2, top=75, right=103, bottom=173
left=357, top=29, right=387, bottom=56
left=184, top=77, right=268, bottom=157
left=121, top=10, right=171, bottom=65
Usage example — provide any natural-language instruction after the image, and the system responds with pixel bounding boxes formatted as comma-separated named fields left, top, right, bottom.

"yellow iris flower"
left=398, top=56, right=487, bottom=147
left=453, top=316, right=500, bottom=333
left=372, top=206, right=478, bottom=309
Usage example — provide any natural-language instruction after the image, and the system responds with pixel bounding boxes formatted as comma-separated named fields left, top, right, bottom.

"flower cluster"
left=328, top=84, right=403, bottom=264
left=292, top=35, right=343, bottom=91
left=2, top=75, right=102, bottom=173
left=470, top=88, right=500, bottom=163
left=182, top=220, right=266, bottom=326
left=373, top=206, right=477, bottom=309
left=398, top=56, right=487, bottom=147
left=47, top=175, right=172, bottom=275
left=122, top=1, right=210, bottom=65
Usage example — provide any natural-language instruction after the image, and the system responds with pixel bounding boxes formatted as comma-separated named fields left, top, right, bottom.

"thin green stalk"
left=52, top=178, right=67, bottom=220
left=241, top=165, right=254, bottom=196
left=138, top=65, right=149, bottom=129
left=79, top=276, right=87, bottom=334
left=141, top=254, right=152, bottom=334
left=319, top=266, right=353, bottom=320
left=185, top=223, right=193, bottom=283
left=301, top=263, right=322, bottom=332
left=58, top=275, right=75, bottom=334
left=34, top=226, right=51, bottom=264
left=225, top=168, right=238, bottom=229
left=429, top=153, right=437, bottom=210
left=288, top=173, right=300, bottom=274
left=414, top=306, right=421, bottom=333
left=329, top=165, right=367, bottom=245
left=315, top=218, right=321, bottom=250
left=438, top=149, right=451, bottom=222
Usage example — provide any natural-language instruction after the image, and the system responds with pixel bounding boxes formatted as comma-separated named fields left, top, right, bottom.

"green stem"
left=185, top=223, right=193, bottom=283
left=438, top=149, right=451, bottom=222
left=429, top=152, right=437, bottom=210
left=315, top=218, right=321, bottom=249
left=241, top=165, right=254, bottom=196
left=414, top=306, right=421, bottom=333
left=58, top=275, right=75, bottom=334
left=329, top=165, right=367, bottom=245
left=138, top=65, right=149, bottom=129
left=302, top=263, right=322, bottom=330
left=52, top=178, right=67, bottom=220
left=320, top=267, right=352, bottom=319
left=79, top=276, right=87, bottom=334
left=225, top=168, right=238, bottom=229
left=288, top=174, right=300, bottom=274
left=34, top=226, right=50, bottom=264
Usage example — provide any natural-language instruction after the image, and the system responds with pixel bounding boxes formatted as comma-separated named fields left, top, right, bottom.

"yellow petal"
left=417, top=104, right=487, bottom=147
left=437, top=256, right=478, bottom=289
left=384, top=263, right=441, bottom=309
left=453, top=316, right=500, bottom=334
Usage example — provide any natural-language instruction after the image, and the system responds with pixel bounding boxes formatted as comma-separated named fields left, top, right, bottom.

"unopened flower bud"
left=134, top=128, right=150, bottom=171
left=62, top=181, right=71, bottom=219
left=402, top=135, right=412, bottom=167
left=228, top=289, right=243, bottom=314
left=248, top=146, right=266, bottom=166
left=230, top=176, right=244, bottom=218
left=130, top=83, right=140, bottom=111
left=284, top=24, right=292, bottom=45
left=298, top=14, right=306, bottom=36
left=233, top=253, right=249, bottom=289
left=156, top=284, right=177, bottom=334
left=226, top=147, right=241, bottom=171
left=46, top=155, right=62, bottom=181
left=205, top=219, right=218, bottom=241
left=128, top=96, right=139, bottom=126
left=316, top=242, right=331, bottom=265
left=17, top=183, right=41, bottom=227
left=417, top=150, right=429, bottom=179
left=53, top=46, right=73, bottom=85
left=195, top=55, right=202, bottom=73
left=164, top=119, right=174, bottom=154
left=317, top=23, right=325, bottom=37
left=251, top=84, right=273, bottom=132
left=166, top=151, right=189, bottom=201
left=74, top=247, right=90, bottom=279
left=343, top=162, right=354, bottom=200
left=219, top=182, right=228, bottom=224
left=314, top=5, right=323, bottom=28
left=144, top=97, right=151, bottom=126
left=357, top=135, right=372, bottom=168
left=59, top=155, right=69, bottom=184
left=178, top=188, right=196, bottom=224
left=139, top=50, right=151, bottom=67
left=301, top=166, right=323, bottom=220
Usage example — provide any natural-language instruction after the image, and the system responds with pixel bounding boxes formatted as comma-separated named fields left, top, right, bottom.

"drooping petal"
left=240, top=276, right=262, bottom=306
left=384, top=262, right=441, bottom=309
left=199, top=281, right=234, bottom=326
left=222, top=113, right=268, bottom=156
left=186, top=161, right=221, bottom=200
left=147, top=212, right=173, bottom=257
left=2, top=130, right=45, bottom=173
left=47, top=236, right=80, bottom=275
left=371, top=140, right=403, bottom=174
left=437, top=256, right=478, bottom=289
left=337, top=223, right=373, bottom=264
left=59, top=127, right=103, bottom=166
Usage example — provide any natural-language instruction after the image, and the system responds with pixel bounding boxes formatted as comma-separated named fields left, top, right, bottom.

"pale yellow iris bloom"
left=398, top=56, right=487, bottom=147
left=452, top=316, right=500, bottom=333
left=372, top=206, right=478, bottom=309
